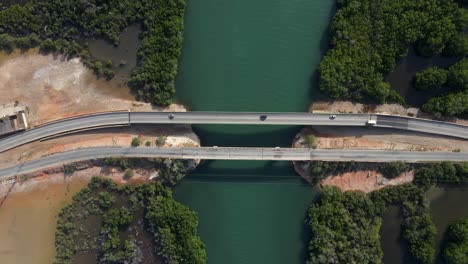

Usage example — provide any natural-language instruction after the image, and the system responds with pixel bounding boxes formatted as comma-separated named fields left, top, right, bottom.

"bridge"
left=0, top=111, right=466, bottom=153
left=0, top=147, right=467, bottom=179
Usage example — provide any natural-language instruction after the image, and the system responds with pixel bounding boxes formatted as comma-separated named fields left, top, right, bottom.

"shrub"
left=123, top=169, right=134, bottom=180
left=131, top=138, right=140, bottom=147
left=155, top=136, right=165, bottom=146
left=305, top=134, right=317, bottom=149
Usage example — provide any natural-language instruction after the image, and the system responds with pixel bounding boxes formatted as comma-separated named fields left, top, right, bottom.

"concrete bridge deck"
left=0, top=112, right=466, bottom=153
left=0, top=147, right=466, bottom=179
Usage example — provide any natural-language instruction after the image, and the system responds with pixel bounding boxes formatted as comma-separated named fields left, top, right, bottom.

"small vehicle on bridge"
left=260, top=114, right=267, bottom=121
left=329, top=114, right=336, bottom=120
left=168, top=114, right=175, bottom=120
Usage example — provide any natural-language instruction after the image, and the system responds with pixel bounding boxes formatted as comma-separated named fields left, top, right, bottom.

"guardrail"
left=1, top=147, right=467, bottom=179
left=33, top=110, right=130, bottom=128
left=0, top=111, right=465, bottom=154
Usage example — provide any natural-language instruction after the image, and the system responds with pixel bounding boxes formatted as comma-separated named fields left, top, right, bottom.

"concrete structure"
left=0, top=111, right=466, bottom=153
left=0, top=147, right=466, bottom=179
left=0, top=103, right=29, bottom=137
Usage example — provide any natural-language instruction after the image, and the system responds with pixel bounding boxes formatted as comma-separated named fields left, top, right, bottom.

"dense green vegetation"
left=307, top=184, right=438, bottom=264
left=319, top=0, right=467, bottom=104
left=54, top=177, right=206, bottom=264
left=378, top=161, right=410, bottom=179
left=422, top=90, right=468, bottom=117
left=401, top=201, right=437, bottom=264
left=414, top=161, right=468, bottom=189
left=413, top=66, right=448, bottom=91
left=307, top=187, right=383, bottom=263
left=443, top=218, right=468, bottom=264
left=306, top=161, right=468, bottom=264
left=0, top=0, right=186, bottom=105
left=421, top=58, right=468, bottom=117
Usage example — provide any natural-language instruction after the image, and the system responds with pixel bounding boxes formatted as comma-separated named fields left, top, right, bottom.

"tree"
left=448, top=58, right=468, bottom=90
left=443, top=34, right=468, bottom=57
left=401, top=202, right=436, bottom=264
left=318, top=0, right=463, bottom=104
left=413, top=67, right=448, bottom=91
left=443, top=219, right=468, bottom=264
left=98, top=191, right=115, bottom=209
left=0, top=0, right=187, bottom=106
left=422, top=90, right=468, bottom=118
left=306, top=187, right=383, bottom=264
left=378, top=161, right=409, bottom=179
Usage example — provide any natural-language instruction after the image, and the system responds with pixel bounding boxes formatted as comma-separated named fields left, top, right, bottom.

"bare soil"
left=293, top=160, right=414, bottom=193
left=294, top=127, right=468, bottom=152
left=0, top=50, right=184, bottom=127
left=320, top=170, right=414, bottom=193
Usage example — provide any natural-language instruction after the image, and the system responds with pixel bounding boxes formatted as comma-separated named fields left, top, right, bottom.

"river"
left=172, top=0, right=332, bottom=263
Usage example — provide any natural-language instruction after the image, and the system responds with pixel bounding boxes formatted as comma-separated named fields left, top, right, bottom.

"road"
left=0, top=112, right=466, bottom=153
left=0, top=147, right=466, bottom=179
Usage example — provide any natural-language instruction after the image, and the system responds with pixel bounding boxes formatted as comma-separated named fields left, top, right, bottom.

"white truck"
left=367, top=120, right=377, bottom=125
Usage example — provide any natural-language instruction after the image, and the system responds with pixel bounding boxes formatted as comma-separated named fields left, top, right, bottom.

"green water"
left=173, top=0, right=333, bottom=263
left=175, top=0, right=333, bottom=147
left=174, top=161, right=318, bottom=264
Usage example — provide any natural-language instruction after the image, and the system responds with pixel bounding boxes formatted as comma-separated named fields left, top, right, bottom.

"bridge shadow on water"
left=192, top=124, right=303, bottom=147
left=183, top=159, right=311, bottom=185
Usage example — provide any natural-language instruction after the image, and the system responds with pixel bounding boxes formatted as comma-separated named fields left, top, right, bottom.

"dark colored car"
left=260, top=114, right=267, bottom=121
left=168, top=114, right=175, bottom=120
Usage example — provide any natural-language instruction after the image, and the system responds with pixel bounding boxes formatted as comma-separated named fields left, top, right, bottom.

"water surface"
left=173, top=0, right=334, bottom=263
left=174, top=161, right=318, bottom=264
left=385, top=49, right=460, bottom=107
left=87, top=24, right=142, bottom=83
left=0, top=177, right=90, bottom=263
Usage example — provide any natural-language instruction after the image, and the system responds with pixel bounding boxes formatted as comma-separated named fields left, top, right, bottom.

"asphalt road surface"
left=0, top=112, right=466, bottom=153
left=0, top=147, right=466, bottom=179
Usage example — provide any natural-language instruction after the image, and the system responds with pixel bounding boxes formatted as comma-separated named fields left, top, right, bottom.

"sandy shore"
left=0, top=49, right=185, bottom=127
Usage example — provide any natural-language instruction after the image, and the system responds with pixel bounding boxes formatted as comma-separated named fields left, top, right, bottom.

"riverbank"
left=291, top=123, right=467, bottom=192
left=309, top=100, right=468, bottom=125
left=0, top=50, right=185, bottom=127
left=0, top=48, right=202, bottom=262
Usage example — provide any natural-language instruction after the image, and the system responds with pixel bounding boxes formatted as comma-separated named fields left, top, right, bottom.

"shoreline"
left=309, top=100, right=468, bottom=125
